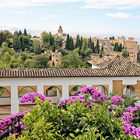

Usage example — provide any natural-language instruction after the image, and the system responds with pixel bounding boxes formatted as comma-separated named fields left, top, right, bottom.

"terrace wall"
left=0, top=77, right=140, bottom=119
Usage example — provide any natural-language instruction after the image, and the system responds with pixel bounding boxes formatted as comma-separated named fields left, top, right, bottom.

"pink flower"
left=111, top=95, right=124, bottom=105
left=20, top=92, right=46, bottom=103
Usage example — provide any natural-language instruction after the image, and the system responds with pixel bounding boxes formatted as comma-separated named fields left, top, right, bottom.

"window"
left=45, top=86, right=61, bottom=97
left=69, top=85, right=83, bottom=96
left=0, top=87, right=10, bottom=97
left=123, top=86, right=135, bottom=97
left=19, top=87, right=35, bottom=97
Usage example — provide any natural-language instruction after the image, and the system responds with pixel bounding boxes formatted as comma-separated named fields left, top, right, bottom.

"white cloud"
left=0, top=0, right=81, bottom=7
left=106, top=12, right=130, bottom=19
left=106, top=12, right=140, bottom=19
left=83, top=0, right=140, bottom=9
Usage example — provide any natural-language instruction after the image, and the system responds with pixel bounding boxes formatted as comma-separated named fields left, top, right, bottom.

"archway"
left=69, top=85, right=84, bottom=96
left=18, top=86, right=37, bottom=112
left=45, top=86, right=61, bottom=97
left=123, top=85, right=135, bottom=97
left=45, top=86, right=62, bottom=104
left=18, top=86, right=36, bottom=97
left=0, top=87, right=10, bottom=97
left=96, top=85, right=108, bottom=94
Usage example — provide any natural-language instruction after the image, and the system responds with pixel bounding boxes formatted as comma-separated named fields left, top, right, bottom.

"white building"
left=0, top=56, right=140, bottom=119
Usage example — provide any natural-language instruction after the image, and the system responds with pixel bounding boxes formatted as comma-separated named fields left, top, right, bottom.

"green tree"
left=55, top=36, right=63, bottom=47
left=0, top=30, right=13, bottom=46
left=23, top=28, right=27, bottom=36
left=95, top=39, right=100, bottom=54
left=18, top=30, right=22, bottom=36
left=88, top=37, right=94, bottom=53
left=114, top=43, right=118, bottom=51
left=65, top=34, right=70, bottom=50
left=81, top=39, right=92, bottom=59
left=41, top=31, right=47, bottom=47
left=118, top=44, right=123, bottom=52
left=33, top=40, right=42, bottom=54
left=61, top=52, right=88, bottom=68
left=1, top=42, right=9, bottom=56
left=25, top=54, right=49, bottom=68
left=12, top=35, right=21, bottom=51
left=99, top=46, right=104, bottom=58
left=65, top=35, right=74, bottom=50
left=48, top=32, right=54, bottom=46
left=80, top=37, right=83, bottom=49
left=69, top=37, right=74, bottom=50
left=2, top=52, right=11, bottom=65
left=122, top=48, right=129, bottom=58
left=114, top=43, right=123, bottom=52
left=75, top=35, right=81, bottom=48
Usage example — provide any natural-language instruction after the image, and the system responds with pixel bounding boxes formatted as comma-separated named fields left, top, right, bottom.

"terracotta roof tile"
left=0, top=56, right=140, bottom=78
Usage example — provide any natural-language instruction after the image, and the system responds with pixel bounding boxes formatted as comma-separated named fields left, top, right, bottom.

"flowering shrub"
left=1, top=87, right=140, bottom=140
left=0, top=111, right=27, bottom=139
left=20, top=92, right=46, bottom=103
left=122, top=106, right=140, bottom=139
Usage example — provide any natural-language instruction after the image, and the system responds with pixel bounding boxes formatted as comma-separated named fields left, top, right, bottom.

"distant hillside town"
left=0, top=26, right=139, bottom=69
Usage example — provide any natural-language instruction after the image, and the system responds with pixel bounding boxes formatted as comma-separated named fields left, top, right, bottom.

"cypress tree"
left=69, top=37, right=74, bottom=51
left=75, top=35, right=80, bottom=48
left=18, top=30, right=22, bottom=36
left=88, top=37, right=94, bottom=53
left=99, top=46, right=104, bottom=58
left=95, top=39, right=100, bottom=54
left=23, top=28, right=27, bottom=36
left=65, top=34, right=70, bottom=50
left=80, top=37, right=83, bottom=49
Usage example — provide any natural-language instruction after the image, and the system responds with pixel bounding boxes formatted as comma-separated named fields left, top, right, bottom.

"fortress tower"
left=58, top=25, right=63, bottom=37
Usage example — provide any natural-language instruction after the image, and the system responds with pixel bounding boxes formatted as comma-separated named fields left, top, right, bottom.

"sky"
left=0, top=0, right=140, bottom=37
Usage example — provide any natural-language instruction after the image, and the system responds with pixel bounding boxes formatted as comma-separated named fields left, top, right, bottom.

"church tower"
left=58, top=25, right=63, bottom=37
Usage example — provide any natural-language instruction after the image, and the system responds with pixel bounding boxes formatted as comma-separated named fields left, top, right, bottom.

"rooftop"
left=0, top=56, right=140, bottom=78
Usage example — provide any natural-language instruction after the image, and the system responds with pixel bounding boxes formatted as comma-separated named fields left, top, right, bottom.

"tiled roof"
left=0, top=56, right=140, bottom=78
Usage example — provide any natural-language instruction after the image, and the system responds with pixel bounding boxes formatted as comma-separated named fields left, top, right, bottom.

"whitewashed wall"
left=0, top=77, right=140, bottom=114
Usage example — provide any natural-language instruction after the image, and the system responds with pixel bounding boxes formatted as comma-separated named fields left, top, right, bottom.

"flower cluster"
left=73, top=86, right=98, bottom=95
left=59, top=96, right=85, bottom=105
left=20, top=92, right=46, bottom=103
left=122, top=106, right=140, bottom=139
left=111, top=95, right=124, bottom=105
left=126, top=106, right=140, bottom=113
left=73, top=86, right=110, bottom=103
left=59, top=95, right=95, bottom=108
left=0, top=111, right=27, bottom=139
left=121, top=112, right=134, bottom=123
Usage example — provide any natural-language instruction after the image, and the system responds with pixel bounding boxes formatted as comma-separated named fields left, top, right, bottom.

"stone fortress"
left=93, top=36, right=139, bottom=63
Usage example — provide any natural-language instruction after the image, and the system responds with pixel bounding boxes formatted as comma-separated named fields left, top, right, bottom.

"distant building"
left=56, top=26, right=67, bottom=38
left=48, top=51, right=61, bottom=67
left=116, top=36, right=138, bottom=62
left=58, top=26, right=63, bottom=37
left=94, top=36, right=139, bottom=62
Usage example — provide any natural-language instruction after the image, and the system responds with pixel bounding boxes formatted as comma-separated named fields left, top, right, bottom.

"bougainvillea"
left=1, top=87, right=140, bottom=139
left=73, top=86, right=110, bottom=104
left=20, top=92, right=46, bottom=103
left=0, top=111, right=28, bottom=139
left=111, top=95, right=124, bottom=105
left=122, top=106, right=140, bottom=139
left=60, top=87, right=140, bottom=138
